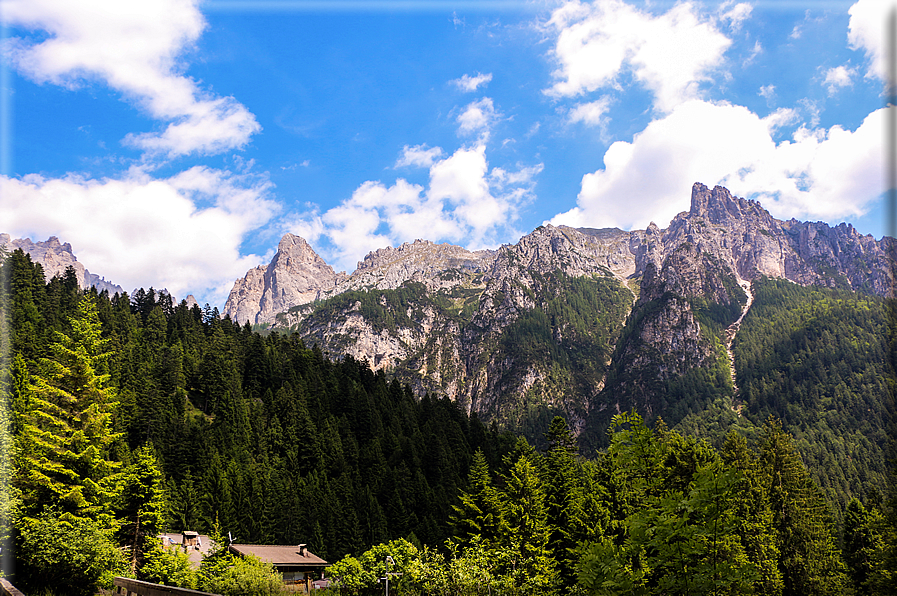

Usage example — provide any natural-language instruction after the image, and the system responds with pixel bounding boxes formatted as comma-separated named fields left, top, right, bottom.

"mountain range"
left=219, top=183, right=894, bottom=439
left=5, top=182, right=895, bottom=517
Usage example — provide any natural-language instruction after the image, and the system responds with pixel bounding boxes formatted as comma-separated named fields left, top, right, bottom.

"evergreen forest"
left=0, top=248, right=895, bottom=596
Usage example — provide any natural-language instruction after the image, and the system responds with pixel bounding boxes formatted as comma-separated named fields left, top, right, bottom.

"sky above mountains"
left=1, top=0, right=892, bottom=307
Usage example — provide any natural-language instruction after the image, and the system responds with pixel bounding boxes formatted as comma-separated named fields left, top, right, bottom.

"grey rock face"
left=224, top=233, right=346, bottom=325
left=337, top=239, right=494, bottom=294
left=0, top=234, right=124, bottom=295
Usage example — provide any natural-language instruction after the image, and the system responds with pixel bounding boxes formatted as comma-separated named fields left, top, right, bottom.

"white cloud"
left=719, top=1, right=752, bottom=32
left=764, top=107, right=800, bottom=132
left=457, top=97, right=499, bottom=140
left=395, top=144, right=445, bottom=168
left=2, top=0, right=260, bottom=158
left=799, top=98, right=821, bottom=127
left=759, top=84, right=776, bottom=100
left=452, top=72, right=493, bottom=92
left=568, top=97, right=613, bottom=126
left=545, top=0, right=732, bottom=113
left=823, top=65, right=857, bottom=94
left=290, top=146, right=541, bottom=272
left=743, top=40, right=762, bottom=66
left=549, top=100, right=887, bottom=231
left=848, top=0, right=890, bottom=81
left=0, top=167, right=279, bottom=305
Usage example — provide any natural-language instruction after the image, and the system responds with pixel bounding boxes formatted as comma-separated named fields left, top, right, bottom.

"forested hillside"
left=730, top=278, right=896, bottom=520
left=1, top=248, right=895, bottom=596
left=0, top=250, right=515, bottom=593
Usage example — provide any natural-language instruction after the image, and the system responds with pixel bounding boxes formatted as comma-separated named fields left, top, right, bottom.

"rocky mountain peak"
left=690, top=182, right=739, bottom=222
left=1, top=233, right=124, bottom=295
left=223, top=233, right=345, bottom=325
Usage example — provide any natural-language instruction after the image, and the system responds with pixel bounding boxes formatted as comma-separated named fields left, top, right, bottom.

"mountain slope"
left=223, top=183, right=895, bottom=458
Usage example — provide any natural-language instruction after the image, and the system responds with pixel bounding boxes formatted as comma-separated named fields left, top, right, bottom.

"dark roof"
left=229, top=544, right=329, bottom=568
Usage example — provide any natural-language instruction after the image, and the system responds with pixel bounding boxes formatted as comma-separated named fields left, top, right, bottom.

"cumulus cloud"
left=549, top=100, right=887, bottom=231
left=288, top=146, right=541, bottom=272
left=545, top=0, right=732, bottom=113
left=452, top=72, right=493, bottom=92
left=568, top=97, right=613, bottom=126
left=823, top=65, right=857, bottom=94
left=395, top=144, right=445, bottom=168
left=2, top=0, right=260, bottom=158
left=0, top=167, right=279, bottom=304
left=457, top=97, right=499, bottom=139
left=848, top=0, right=889, bottom=80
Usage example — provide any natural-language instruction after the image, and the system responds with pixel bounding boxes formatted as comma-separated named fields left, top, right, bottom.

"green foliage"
left=451, top=450, right=507, bottom=547
left=327, top=538, right=421, bottom=592
left=140, top=542, right=199, bottom=589
left=733, top=277, right=894, bottom=519
left=842, top=498, right=886, bottom=591
left=755, top=418, right=848, bottom=595
left=200, top=551, right=289, bottom=596
left=15, top=296, right=121, bottom=523
left=14, top=508, right=129, bottom=596
left=117, top=444, right=167, bottom=573
left=577, top=412, right=756, bottom=596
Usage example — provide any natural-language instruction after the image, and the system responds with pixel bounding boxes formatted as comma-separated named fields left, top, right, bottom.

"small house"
left=228, top=543, right=328, bottom=593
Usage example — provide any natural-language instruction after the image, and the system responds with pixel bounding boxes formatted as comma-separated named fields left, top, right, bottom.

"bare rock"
left=0, top=233, right=123, bottom=295
left=224, top=234, right=346, bottom=325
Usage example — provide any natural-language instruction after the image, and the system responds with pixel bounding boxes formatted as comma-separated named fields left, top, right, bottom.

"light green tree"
left=118, top=444, right=167, bottom=573
left=140, top=541, right=199, bottom=589
left=15, top=296, right=122, bottom=524
left=576, top=412, right=757, bottom=596
left=14, top=508, right=128, bottom=596
left=501, top=454, right=559, bottom=594
left=451, top=449, right=506, bottom=548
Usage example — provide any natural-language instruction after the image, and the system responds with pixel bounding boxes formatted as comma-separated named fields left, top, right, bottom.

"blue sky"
left=0, top=0, right=892, bottom=307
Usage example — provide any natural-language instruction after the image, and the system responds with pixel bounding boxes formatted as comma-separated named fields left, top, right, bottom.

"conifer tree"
left=843, top=498, right=886, bottom=591
left=118, top=444, right=167, bottom=573
left=452, top=449, right=506, bottom=547
left=502, top=453, right=558, bottom=592
left=757, top=418, right=848, bottom=596
left=15, top=295, right=122, bottom=523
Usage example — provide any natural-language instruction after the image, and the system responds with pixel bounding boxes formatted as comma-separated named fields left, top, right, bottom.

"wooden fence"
left=113, top=577, right=221, bottom=596
left=0, top=578, right=25, bottom=596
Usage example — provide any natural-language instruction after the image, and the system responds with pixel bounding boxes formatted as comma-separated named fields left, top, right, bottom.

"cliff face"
left=224, top=233, right=347, bottom=325
left=0, top=234, right=124, bottom=295
left=222, top=183, right=895, bottom=438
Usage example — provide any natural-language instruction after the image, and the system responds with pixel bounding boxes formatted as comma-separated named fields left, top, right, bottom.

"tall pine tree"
left=15, top=296, right=122, bottom=524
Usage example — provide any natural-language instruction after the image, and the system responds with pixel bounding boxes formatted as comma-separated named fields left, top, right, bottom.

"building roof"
left=229, top=544, right=329, bottom=568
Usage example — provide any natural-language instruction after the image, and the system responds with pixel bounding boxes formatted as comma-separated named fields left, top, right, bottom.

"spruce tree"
left=757, top=418, right=848, bottom=595
left=15, top=296, right=122, bottom=523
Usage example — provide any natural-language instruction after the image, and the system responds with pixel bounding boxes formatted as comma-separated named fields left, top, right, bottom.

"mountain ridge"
left=218, top=182, right=894, bottom=449
left=0, top=233, right=125, bottom=295
left=225, top=182, right=895, bottom=328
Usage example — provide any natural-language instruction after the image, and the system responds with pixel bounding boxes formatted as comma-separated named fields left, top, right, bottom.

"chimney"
left=298, top=543, right=307, bottom=557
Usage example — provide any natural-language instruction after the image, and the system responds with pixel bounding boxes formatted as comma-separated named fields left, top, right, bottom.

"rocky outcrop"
left=333, top=239, right=494, bottom=294
left=0, top=234, right=124, bottom=294
left=664, top=183, right=896, bottom=295
left=224, top=234, right=347, bottom=325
